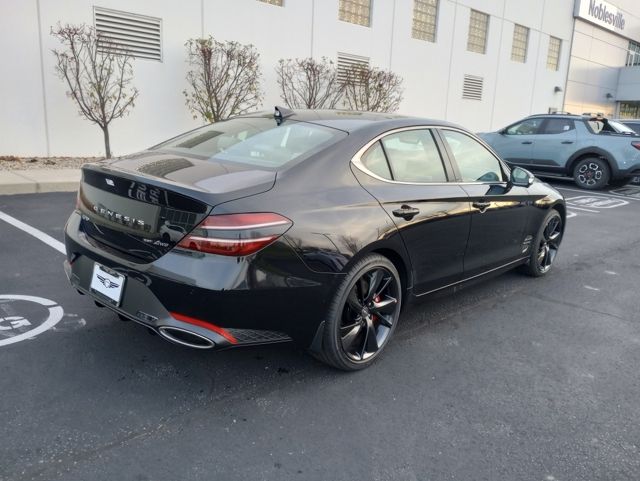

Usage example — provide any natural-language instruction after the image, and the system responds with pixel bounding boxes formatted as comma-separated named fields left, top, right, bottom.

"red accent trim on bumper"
left=169, top=312, right=238, bottom=345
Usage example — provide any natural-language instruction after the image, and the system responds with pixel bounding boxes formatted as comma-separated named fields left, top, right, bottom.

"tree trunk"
left=101, top=125, right=111, bottom=158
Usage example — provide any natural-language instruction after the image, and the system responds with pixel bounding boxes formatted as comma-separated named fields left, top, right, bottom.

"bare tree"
left=276, top=57, right=343, bottom=109
left=51, top=23, right=138, bottom=158
left=184, top=37, right=263, bottom=122
left=343, top=66, right=404, bottom=113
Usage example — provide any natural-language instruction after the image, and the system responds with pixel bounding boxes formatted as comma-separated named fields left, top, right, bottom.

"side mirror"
left=510, top=166, right=535, bottom=187
left=498, top=128, right=508, bottom=135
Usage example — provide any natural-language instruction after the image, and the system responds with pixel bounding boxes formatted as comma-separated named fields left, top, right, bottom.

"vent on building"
left=94, top=7, right=162, bottom=61
left=337, top=52, right=370, bottom=84
left=462, top=74, right=483, bottom=100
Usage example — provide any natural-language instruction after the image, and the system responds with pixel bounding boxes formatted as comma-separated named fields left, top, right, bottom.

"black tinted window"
left=441, top=130, right=505, bottom=182
left=380, top=130, right=447, bottom=183
left=542, top=118, right=575, bottom=134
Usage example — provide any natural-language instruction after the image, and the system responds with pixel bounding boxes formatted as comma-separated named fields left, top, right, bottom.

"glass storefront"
left=618, top=101, right=640, bottom=118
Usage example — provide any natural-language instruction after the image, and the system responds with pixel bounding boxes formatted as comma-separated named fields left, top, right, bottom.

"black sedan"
left=64, top=108, right=566, bottom=370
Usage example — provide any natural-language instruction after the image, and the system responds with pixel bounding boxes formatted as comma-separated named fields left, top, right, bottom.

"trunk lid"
left=77, top=151, right=276, bottom=262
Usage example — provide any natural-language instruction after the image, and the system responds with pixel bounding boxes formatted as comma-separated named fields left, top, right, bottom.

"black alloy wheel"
left=573, top=157, right=610, bottom=190
left=521, top=210, right=563, bottom=277
left=319, top=254, right=402, bottom=370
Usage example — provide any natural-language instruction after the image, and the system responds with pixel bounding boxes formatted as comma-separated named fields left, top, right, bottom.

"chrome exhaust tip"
left=157, top=326, right=215, bottom=349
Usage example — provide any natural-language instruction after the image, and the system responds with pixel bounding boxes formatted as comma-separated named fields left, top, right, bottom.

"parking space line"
left=556, top=186, right=640, bottom=202
left=0, top=210, right=66, bottom=255
left=565, top=205, right=599, bottom=213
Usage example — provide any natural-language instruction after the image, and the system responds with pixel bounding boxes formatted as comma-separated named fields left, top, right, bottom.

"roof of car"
left=239, top=108, right=463, bottom=133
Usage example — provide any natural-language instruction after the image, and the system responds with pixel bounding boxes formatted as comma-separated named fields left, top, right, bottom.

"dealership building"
left=2, top=0, right=640, bottom=157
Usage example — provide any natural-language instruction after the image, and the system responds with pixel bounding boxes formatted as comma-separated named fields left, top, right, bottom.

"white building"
left=1, top=0, right=624, bottom=158
left=564, top=0, right=640, bottom=117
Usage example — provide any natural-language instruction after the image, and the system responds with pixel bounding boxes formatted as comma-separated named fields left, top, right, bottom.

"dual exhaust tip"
left=157, top=326, right=216, bottom=349
left=92, top=298, right=217, bottom=349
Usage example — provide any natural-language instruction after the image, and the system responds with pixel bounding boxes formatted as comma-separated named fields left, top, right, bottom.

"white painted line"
left=556, top=186, right=640, bottom=202
left=0, top=210, right=66, bottom=255
left=604, top=271, right=617, bottom=275
left=565, top=205, right=599, bottom=213
left=584, top=285, right=600, bottom=291
left=566, top=211, right=577, bottom=218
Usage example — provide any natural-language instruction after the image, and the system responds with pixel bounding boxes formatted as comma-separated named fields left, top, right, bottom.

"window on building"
left=547, top=36, right=561, bottom=71
left=258, top=0, right=283, bottom=5
left=511, top=24, right=529, bottom=63
left=467, top=10, right=489, bottom=54
left=339, top=0, right=371, bottom=27
left=619, top=101, right=640, bottom=119
left=626, top=41, right=640, bottom=66
left=94, top=7, right=162, bottom=61
left=412, top=0, right=439, bottom=42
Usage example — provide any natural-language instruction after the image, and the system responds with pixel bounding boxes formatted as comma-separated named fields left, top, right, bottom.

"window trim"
left=351, top=126, right=508, bottom=185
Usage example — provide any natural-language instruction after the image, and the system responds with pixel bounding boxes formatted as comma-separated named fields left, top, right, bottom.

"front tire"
left=573, top=157, right=610, bottom=190
left=319, top=254, right=402, bottom=371
left=521, top=209, right=563, bottom=277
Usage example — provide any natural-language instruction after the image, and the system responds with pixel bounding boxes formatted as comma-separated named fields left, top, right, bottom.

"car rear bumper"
left=64, top=212, right=338, bottom=349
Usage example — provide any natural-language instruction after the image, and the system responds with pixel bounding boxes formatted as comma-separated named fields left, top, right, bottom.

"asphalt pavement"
left=0, top=182, right=639, bottom=481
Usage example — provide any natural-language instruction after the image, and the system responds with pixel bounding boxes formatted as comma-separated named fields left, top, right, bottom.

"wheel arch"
left=566, top=148, right=615, bottom=176
left=371, top=247, right=411, bottom=309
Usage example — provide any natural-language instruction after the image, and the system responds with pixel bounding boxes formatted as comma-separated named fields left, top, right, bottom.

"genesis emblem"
left=96, top=274, right=118, bottom=289
left=105, top=178, right=115, bottom=186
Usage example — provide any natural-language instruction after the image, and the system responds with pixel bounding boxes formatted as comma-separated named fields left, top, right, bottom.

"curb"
left=0, top=169, right=80, bottom=195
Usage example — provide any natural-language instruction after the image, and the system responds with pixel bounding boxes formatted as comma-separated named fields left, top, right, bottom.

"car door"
left=352, top=128, right=471, bottom=294
left=488, top=118, right=544, bottom=166
left=530, top=118, right=578, bottom=169
left=438, top=128, right=532, bottom=277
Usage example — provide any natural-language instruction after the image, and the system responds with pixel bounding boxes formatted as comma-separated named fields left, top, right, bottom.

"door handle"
left=561, top=141, right=574, bottom=144
left=472, top=201, right=491, bottom=213
left=392, top=205, right=420, bottom=220
left=521, top=141, right=533, bottom=144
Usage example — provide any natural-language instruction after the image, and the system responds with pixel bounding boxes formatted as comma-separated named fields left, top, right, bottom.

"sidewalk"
left=0, top=169, right=80, bottom=195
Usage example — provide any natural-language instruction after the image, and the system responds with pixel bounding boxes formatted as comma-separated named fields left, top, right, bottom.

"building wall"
left=564, top=0, right=640, bottom=116
left=0, top=0, right=574, bottom=157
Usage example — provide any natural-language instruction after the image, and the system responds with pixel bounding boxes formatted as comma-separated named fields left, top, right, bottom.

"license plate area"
left=90, top=262, right=126, bottom=307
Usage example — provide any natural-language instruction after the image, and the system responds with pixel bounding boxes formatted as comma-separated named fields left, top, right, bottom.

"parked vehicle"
left=479, top=114, right=640, bottom=189
left=64, top=108, right=565, bottom=370
left=616, top=119, right=640, bottom=135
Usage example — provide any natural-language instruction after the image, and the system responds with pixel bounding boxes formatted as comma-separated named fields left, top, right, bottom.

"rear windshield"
left=153, top=117, right=346, bottom=169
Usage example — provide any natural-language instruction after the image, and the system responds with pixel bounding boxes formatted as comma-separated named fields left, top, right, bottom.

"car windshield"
left=153, top=117, right=346, bottom=168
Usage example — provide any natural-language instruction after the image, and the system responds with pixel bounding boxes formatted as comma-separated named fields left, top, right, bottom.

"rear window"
left=153, top=117, right=346, bottom=169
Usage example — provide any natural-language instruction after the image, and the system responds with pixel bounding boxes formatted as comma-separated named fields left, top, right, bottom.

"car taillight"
left=632, top=141, right=640, bottom=151
left=176, top=213, right=292, bottom=256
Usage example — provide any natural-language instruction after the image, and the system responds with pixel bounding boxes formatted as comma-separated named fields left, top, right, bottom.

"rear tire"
left=319, top=254, right=402, bottom=371
left=520, top=209, right=563, bottom=277
left=572, top=157, right=610, bottom=190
